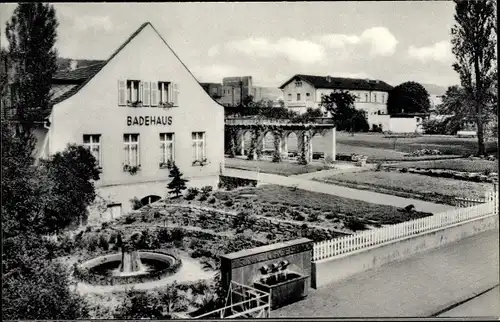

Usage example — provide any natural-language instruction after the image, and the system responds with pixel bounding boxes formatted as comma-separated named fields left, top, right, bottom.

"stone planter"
left=253, top=272, right=309, bottom=309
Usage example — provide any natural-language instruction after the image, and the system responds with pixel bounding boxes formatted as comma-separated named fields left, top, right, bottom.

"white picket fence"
left=313, top=187, right=499, bottom=261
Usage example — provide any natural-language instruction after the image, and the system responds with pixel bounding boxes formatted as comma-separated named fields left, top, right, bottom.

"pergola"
left=225, top=116, right=336, bottom=164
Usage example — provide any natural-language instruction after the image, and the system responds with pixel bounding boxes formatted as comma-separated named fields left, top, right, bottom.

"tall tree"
left=320, top=90, right=369, bottom=132
left=451, top=0, right=497, bottom=155
left=387, top=81, right=431, bottom=115
left=5, top=3, right=59, bottom=139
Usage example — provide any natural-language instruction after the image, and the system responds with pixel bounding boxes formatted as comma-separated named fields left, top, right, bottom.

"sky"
left=0, top=2, right=459, bottom=90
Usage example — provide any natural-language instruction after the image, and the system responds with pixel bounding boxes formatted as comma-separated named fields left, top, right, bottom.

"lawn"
left=316, top=170, right=492, bottom=205
left=336, top=132, right=498, bottom=156
left=385, top=158, right=498, bottom=173
left=224, top=157, right=331, bottom=176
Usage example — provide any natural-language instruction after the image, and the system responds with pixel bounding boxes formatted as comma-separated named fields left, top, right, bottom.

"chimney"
left=69, top=60, right=78, bottom=71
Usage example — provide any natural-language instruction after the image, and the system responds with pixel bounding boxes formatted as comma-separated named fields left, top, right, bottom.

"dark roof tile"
left=279, top=74, right=393, bottom=92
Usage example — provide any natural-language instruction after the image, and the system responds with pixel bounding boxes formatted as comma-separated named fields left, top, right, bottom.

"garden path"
left=291, top=163, right=376, bottom=180
left=273, top=230, right=499, bottom=317
left=222, top=168, right=456, bottom=213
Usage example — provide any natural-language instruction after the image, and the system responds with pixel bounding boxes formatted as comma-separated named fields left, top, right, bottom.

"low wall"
left=311, top=214, right=498, bottom=289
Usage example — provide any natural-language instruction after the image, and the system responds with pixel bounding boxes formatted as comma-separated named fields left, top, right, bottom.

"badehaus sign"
left=127, top=116, right=172, bottom=126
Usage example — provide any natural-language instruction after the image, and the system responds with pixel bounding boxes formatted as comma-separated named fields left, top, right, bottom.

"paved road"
left=273, top=230, right=499, bottom=318
left=223, top=168, right=456, bottom=213
left=437, top=286, right=500, bottom=318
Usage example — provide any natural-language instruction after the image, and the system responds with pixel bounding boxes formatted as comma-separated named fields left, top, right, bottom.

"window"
left=297, top=93, right=301, bottom=101
left=158, top=82, right=171, bottom=104
left=123, top=134, right=140, bottom=168
left=127, top=80, right=141, bottom=104
left=374, top=94, right=377, bottom=103
left=160, top=133, right=174, bottom=166
left=381, top=94, right=385, bottom=103
left=365, top=94, right=369, bottom=102
left=192, top=132, right=206, bottom=162
left=295, top=80, right=302, bottom=87
left=306, top=93, right=311, bottom=100
left=83, top=134, right=102, bottom=168
left=288, top=93, right=292, bottom=101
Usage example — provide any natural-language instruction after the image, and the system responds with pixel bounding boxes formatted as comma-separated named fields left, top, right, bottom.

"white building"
left=35, top=22, right=225, bottom=216
left=279, top=74, right=393, bottom=131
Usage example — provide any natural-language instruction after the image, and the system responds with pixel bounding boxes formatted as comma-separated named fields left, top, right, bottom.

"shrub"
left=199, top=194, right=208, bottom=202
left=124, top=216, right=136, bottom=224
left=185, top=187, right=200, bottom=200
left=208, top=197, right=216, bottom=204
left=191, top=248, right=213, bottom=258
left=157, top=228, right=170, bottom=243
left=325, top=213, right=336, bottom=220
left=375, top=163, right=383, bottom=172
left=344, top=217, right=367, bottom=231
left=170, top=227, right=185, bottom=241
left=201, top=186, right=213, bottom=195
left=308, top=212, right=319, bottom=222
left=87, top=234, right=99, bottom=252
left=109, top=232, right=117, bottom=244
left=101, top=222, right=109, bottom=230
left=130, top=197, right=143, bottom=210
left=400, top=168, right=408, bottom=173
left=98, top=234, right=109, bottom=251
left=224, top=200, right=234, bottom=207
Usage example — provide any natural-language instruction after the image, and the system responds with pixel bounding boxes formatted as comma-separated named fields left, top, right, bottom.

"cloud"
left=318, top=26, right=398, bottom=56
left=408, top=41, right=454, bottom=63
left=207, top=45, right=219, bottom=57
left=73, top=15, right=115, bottom=32
left=226, top=37, right=326, bottom=64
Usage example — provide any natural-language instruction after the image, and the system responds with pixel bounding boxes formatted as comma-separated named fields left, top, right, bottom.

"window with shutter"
left=139, top=82, right=144, bottom=104
left=143, top=82, right=150, bottom=106
left=173, top=83, right=179, bottom=106
left=118, top=80, right=126, bottom=106
left=151, top=82, right=158, bottom=106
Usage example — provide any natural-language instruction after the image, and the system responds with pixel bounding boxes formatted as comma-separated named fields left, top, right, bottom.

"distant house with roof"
left=279, top=74, right=393, bottom=130
left=2, top=22, right=225, bottom=216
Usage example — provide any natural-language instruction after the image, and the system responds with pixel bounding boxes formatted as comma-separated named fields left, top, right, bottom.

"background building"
left=279, top=74, right=393, bottom=130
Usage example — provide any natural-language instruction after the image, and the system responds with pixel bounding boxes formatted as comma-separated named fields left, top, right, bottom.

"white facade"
left=281, top=77, right=391, bottom=130
left=44, top=23, right=225, bottom=215
left=389, top=116, right=425, bottom=133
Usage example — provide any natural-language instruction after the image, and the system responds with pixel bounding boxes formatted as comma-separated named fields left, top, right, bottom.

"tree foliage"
left=167, top=163, right=188, bottom=198
left=225, top=96, right=298, bottom=119
left=451, top=0, right=497, bottom=155
left=40, top=144, right=101, bottom=233
left=320, top=90, right=369, bottom=132
left=386, top=81, right=431, bottom=115
left=5, top=3, right=59, bottom=137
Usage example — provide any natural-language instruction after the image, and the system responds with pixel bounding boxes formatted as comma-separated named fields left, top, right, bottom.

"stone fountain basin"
left=77, top=250, right=180, bottom=286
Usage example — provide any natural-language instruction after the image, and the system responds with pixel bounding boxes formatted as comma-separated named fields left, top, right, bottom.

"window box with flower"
left=192, top=158, right=208, bottom=167
left=127, top=100, right=143, bottom=107
left=123, top=164, right=141, bottom=175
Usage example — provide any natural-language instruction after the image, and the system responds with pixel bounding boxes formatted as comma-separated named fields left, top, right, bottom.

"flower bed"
left=383, top=158, right=498, bottom=174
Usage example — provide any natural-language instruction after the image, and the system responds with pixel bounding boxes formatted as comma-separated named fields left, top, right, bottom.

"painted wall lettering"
left=127, top=116, right=172, bottom=126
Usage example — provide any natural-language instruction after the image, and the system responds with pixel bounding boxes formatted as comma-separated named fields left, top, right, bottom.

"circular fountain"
left=75, top=239, right=181, bottom=286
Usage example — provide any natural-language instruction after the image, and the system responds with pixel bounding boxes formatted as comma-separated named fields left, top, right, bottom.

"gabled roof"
left=51, top=22, right=151, bottom=105
left=279, top=74, right=393, bottom=92
left=50, top=22, right=224, bottom=108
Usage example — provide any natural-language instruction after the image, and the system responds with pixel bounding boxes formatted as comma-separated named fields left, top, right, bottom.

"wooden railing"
left=313, top=187, right=498, bottom=261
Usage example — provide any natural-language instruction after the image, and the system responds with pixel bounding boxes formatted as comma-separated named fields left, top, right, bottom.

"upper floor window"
left=160, top=133, right=174, bottom=168
left=297, top=93, right=301, bottom=101
left=374, top=94, right=377, bottom=103
left=127, top=80, right=141, bottom=104
left=306, top=93, right=311, bottom=100
left=192, top=132, right=206, bottom=163
left=381, top=94, right=385, bottom=103
left=123, top=134, right=140, bottom=168
left=159, top=82, right=171, bottom=106
left=288, top=93, right=292, bottom=101
left=365, top=94, right=369, bottom=102
left=295, top=80, right=302, bottom=87
left=83, top=134, right=101, bottom=168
